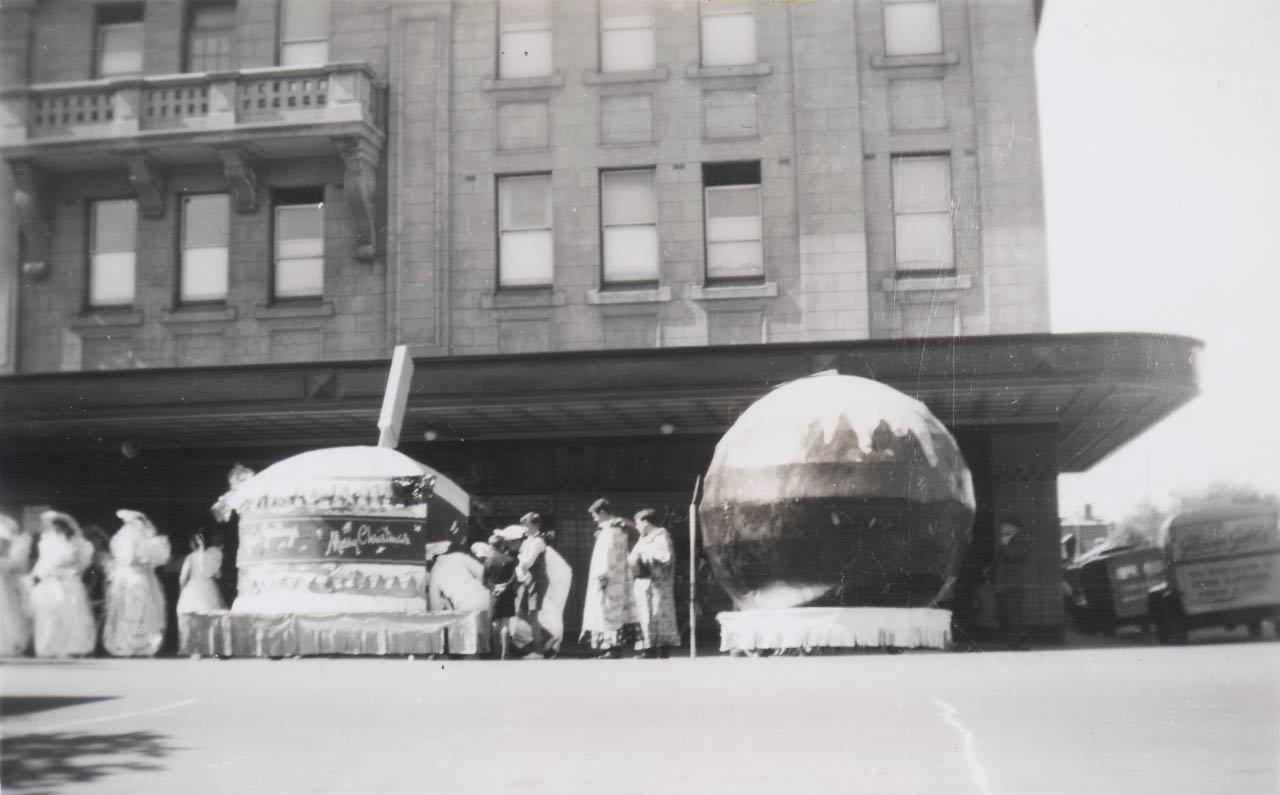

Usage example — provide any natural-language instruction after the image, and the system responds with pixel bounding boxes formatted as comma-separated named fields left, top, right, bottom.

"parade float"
left=182, top=348, right=489, bottom=657
left=699, top=371, right=975, bottom=653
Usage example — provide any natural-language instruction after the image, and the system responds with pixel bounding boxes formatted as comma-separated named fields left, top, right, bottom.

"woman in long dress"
left=579, top=498, right=637, bottom=657
left=628, top=509, right=681, bottom=658
left=103, top=509, right=171, bottom=657
left=176, top=532, right=225, bottom=651
left=0, top=515, right=34, bottom=656
left=29, top=511, right=97, bottom=658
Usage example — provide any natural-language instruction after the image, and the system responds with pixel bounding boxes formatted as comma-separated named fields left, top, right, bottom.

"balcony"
left=1, top=62, right=386, bottom=266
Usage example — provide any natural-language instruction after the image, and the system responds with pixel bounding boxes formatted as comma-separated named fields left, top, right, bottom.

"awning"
left=0, top=333, right=1201, bottom=473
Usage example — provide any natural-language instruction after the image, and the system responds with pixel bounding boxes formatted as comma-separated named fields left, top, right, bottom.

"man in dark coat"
left=993, top=517, right=1031, bottom=650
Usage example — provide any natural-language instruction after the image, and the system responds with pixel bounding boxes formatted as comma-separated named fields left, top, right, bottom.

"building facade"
left=0, top=0, right=1196, bottom=642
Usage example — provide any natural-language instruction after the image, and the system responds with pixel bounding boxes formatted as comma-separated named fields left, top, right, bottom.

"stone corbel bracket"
left=335, top=136, right=382, bottom=261
left=10, top=160, right=50, bottom=279
left=126, top=154, right=166, bottom=219
left=217, top=148, right=259, bottom=213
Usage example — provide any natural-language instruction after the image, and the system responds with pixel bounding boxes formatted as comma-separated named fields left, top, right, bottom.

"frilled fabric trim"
left=214, top=477, right=437, bottom=522
left=179, top=610, right=490, bottom=657
left=718, top=607, right=952, bottom=651
left=234, top=562, right=428, bottom=611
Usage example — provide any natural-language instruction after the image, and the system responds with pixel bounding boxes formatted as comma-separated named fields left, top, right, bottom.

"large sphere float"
left=220, top=446, right=469, bottom=614
left=700, top=373, right=975, bottom=612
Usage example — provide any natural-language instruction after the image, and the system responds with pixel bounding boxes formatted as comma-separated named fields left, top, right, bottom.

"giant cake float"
left=700, top=371, right=975, bottom=652
left=183, top=347, right=488, bottom=657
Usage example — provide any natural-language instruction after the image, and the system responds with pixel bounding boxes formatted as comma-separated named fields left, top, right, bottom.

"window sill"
left=583, top=67, right=669, bottom=85
left=160, top=305, right=238, bottom=324
left=882, top=274, right=972, bottom=292
left=253, top=301, right=334, bottom=319
left=69, top=309, right=144, bottom=329
left=870, top=52, right=960, bottom=69
left=685, top=62, right=773, bottom=80
left=481, top=289, right=565, bottom=309
left=587, top=285, right=672, bottom=305
left=481, top=73, right=566, bottom=92
left=691, top=281, right=778, bottom=301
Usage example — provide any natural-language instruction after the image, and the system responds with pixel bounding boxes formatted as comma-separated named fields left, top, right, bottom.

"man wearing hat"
left=511, top=513, right=550, bottom=658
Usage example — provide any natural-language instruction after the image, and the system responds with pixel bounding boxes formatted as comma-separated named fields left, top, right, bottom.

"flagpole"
left=689, top=475, right=702, bottom=659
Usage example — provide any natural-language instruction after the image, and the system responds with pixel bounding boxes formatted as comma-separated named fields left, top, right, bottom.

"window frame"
left=270, top=187, right=326, bottom=302
left=701, top=161, right=764, bottom=285
left=882, top=0, right=944, bottom=58
left=85, top=197, right=139, bottom=310
left=598, top=0, right=656, bottom=74
left=178, top=192, right=232, bottom=306
left=497, top=0, right=554, bottom=80
left=496, top=172, right=555, bottom=290
left=698, top=1, right=757, bottom=68
left=184, top=1, right=237, bottom=74
left=890, top=152, right=956, bottom=277
left=278, top=0, right=331, bottom=67
left=599, top=166, right=659, bottom=288
left=94, top=4, right=146, bottom=79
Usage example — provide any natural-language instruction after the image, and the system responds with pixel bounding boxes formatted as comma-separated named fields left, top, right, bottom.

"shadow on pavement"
left=0, top=697, right=115, bottom=719
left=0, top=730, right=175, bottom=793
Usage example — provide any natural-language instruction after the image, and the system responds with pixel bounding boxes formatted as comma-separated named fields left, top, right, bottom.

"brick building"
left=0, top=0, right=1198, bottom=640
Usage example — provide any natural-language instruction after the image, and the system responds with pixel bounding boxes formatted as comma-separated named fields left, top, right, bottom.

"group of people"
left=0, top=508, right=226, bottom=658
left=471, top=498, right=681, bottom=660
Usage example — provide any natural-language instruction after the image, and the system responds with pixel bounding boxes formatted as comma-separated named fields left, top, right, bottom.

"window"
left=891, top=154, right=954, bottom=273
left=88, top=199, right=137, bottom=307
left=273, top=189, right=325, bottom=299
left=601, top=169, right=658, bottom=285
left=498, top=174, right=553, bottom=288
left=600, top=0, right=654, bottom=73
left=180, top=194, right=230, bottom=303
left=499, top=0, right=553, bottom=79
left=95, top=4, right=144, bottom=79
left=883, top=0, right=942, bottom=57
left=700, top=2, right=756, bottom=67
left=279, top=0, right=330, bottom=66
left=703, top=161, right=763, bottom=281
left=186, top=2, right=236, bottom=73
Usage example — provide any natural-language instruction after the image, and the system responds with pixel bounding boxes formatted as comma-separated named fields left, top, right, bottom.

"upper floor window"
left=891, top=154, right=954, bottom=273
left=703, top=161, right=763, bottom=282
left=88, top=199, right=137, bottom=308
left=95, top=4, right=145, bottom=79
left=700, top=2, right=756, bottom=67
left=601, top=168, right=658, bottom=285
left=279, top=0, right=330, bottom=66
left=273, top=188, right=325, bottom=299
left=180, top=194, right=231, bottom=303
left=600, top=0, right=655, bottom=73
left=499, top=0, right=553, bottom=79
left=498, top=174, right=553, bottom=288
left=186, top=2, right=236, bottom=73
left=883, top=0, right=942, bottom=57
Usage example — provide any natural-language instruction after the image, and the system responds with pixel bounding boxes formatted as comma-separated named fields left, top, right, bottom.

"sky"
left=1036, top=0, right=1280, bottom=521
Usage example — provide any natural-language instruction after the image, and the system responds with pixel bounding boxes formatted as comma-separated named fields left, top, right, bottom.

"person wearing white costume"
left=0, top=515, right=34, bottom=656
left=580, top=498, right=638, bottom=657
left=177, top=532, right=225, bottom=650
left=104, top=509, right=171, bottom=657
left=29, top=511, right=97, bottom=658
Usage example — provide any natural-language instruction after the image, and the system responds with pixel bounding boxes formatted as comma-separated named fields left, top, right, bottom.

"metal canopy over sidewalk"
left=0, top=332, right=1201, bottom=472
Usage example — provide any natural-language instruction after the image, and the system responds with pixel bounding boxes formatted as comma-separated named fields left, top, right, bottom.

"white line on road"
left=12, top=698, right=199, bottom=734
left=935, top=698, right=995, bottom=795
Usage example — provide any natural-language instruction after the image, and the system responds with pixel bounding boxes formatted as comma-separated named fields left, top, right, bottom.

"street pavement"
left=2, top=635, right=1277, bottom=794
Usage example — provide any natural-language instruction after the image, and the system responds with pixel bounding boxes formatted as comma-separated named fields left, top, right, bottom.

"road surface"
left=2, top=638, right=1277, bottom=794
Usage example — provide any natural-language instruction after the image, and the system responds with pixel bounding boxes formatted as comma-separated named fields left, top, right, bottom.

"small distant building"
left=1061, top=504, right=1113, bottom=560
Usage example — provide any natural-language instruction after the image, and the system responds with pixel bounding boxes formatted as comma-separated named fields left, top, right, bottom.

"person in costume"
left=103, top=509, right=171, bottom=657
left=580, top=498, right=638, bottom=657
left=177, top=531, right=225, bottom=651
left=514, top=512, right=551, bottom=658
left=479, top=534, right=519, bottom=659
left=628, top=509, right=680, bottom=658
left=0, top=515, right=34, bottom=656
left=29, top=511, right=97, bottom=658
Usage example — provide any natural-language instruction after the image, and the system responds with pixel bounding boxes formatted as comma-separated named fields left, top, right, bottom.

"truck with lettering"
left=1148, top=504, right=1280, bottom=644
left=1064, top=544, right=1164, bottom=635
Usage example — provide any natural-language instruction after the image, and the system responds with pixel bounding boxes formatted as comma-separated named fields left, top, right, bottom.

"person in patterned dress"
left=629, top=509, right=680, bottom=658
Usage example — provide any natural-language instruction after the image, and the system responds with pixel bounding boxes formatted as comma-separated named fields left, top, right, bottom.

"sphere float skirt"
left=718, top=607, right=952, bottom=652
